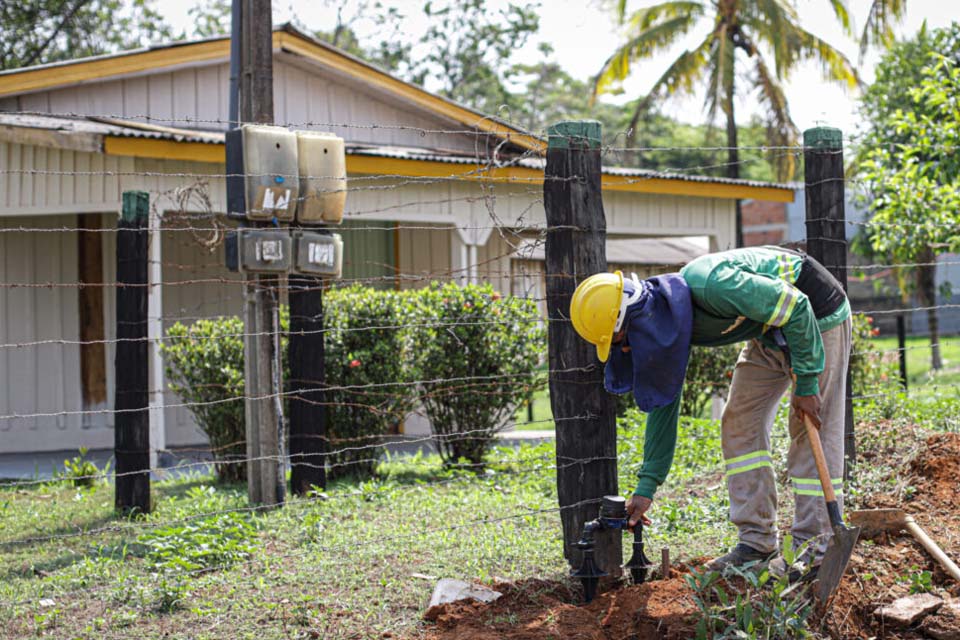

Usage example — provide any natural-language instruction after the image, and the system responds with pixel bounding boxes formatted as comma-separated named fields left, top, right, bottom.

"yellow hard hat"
left=570, top=271, right=623, bottom=363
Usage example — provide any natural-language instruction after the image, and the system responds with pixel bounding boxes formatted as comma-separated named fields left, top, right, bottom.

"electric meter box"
left=225, top=124, right=299, bottom=221
left=293, top=231, right=343, bottom=277
left=224, top=228, right=292, bottom=273
left=296, top=131, right=346, bottom=224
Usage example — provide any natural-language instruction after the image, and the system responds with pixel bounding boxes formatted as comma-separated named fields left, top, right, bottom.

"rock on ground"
left=874, top=593, right=943, bottom=627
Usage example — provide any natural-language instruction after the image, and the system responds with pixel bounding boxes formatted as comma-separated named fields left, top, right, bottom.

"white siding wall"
left=0, top=142, right=127, bottom=216
left=11, top=57, right=483, bottom=153
left=0, top=215, right=99, bottom=452
left=0, top=140, right=738, bottom=453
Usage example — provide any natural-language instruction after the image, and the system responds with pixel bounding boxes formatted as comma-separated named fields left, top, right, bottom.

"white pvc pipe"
left=147, top=209, right=166, bottom=468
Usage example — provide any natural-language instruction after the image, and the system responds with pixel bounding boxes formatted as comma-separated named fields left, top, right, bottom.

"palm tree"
left=594, top=0, right=858, bottom=245
left=855, top=0, right=908, bottom=57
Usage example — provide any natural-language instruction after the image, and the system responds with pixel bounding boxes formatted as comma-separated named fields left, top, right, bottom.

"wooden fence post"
left=115, top=190, right=151, bottom=515
left=543, top=120, right=620, bottom=574
left=288, top=275, right=327, bottom=494
left=803, top=126, right=855, bottom=479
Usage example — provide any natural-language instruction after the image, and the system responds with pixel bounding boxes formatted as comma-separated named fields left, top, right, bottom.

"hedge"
left=161, top=284, right=543, bottom=482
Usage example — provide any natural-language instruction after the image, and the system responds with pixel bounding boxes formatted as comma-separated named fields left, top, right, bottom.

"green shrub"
left=416, top=283, right=545, bottom=466
left=686, top=537, right=814, bottom=639
left=321, top=286, right=425, bottom=479
left=162, top=288, right=425, bottom=483
left=161, top=318, right=248, bottom=483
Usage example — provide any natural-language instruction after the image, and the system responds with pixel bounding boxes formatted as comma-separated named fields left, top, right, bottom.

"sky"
left=157, top=0, right=959, bottom=137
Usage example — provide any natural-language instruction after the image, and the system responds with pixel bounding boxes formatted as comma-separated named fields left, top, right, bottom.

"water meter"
left=226, top=124, right=299, bottom=221
left=296, top=131, right=346, bottom=224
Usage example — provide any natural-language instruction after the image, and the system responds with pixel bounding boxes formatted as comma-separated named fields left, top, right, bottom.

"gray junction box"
left=225, top=229, right=292, bottom=273
left=293, top=231, right=343, bottom=277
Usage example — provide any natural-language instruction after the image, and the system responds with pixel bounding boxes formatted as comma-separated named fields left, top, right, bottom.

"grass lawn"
left=512, top=387, right=554, bottom=430
left=871, top=333, right=960, bottom=388
left=2, top=390, right=950, bottom=639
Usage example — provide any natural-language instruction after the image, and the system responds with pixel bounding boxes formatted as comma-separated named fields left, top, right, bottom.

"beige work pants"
left=720, top=318, right=851, bottom=555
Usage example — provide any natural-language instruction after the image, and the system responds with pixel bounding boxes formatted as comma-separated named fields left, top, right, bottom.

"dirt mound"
left=422, top=576, right=698, bottom=640
left=910, top=433, right=960, bottom=509
left=420, top=433, right=960, bottom=640
left=823, top=432, right=960, bottom=639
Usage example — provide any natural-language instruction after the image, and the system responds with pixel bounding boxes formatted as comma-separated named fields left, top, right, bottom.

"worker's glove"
left=626, top=495, right=652, bottom=528
left=792, top=393, right=822, bottom=429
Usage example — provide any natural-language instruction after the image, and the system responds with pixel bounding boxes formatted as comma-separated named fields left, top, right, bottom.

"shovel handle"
left=803, top=414, right=838, bottom=505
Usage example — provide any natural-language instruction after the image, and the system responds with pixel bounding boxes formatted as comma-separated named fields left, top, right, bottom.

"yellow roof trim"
left=104, top=136, right=225, bottom=164
left=0, top=40, right=230, bottom=97
left=101, top=136, right=793, bottom=202
left=601, top=174, right=794, bottom=202
left=274, top=32, right=544, bottom=154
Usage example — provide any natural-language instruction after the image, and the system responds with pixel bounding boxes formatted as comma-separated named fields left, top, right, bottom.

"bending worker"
left=569, top=246, right=850, bottom=576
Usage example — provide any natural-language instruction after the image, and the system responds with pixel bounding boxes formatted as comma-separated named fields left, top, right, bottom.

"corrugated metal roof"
left=348, top=145, right=792, bottom=190
left=0, top=113, right=792, bottom=191
left=0, top=113, right=223, bottom=144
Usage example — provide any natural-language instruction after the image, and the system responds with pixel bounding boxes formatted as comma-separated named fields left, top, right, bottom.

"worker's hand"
left=626, top=495, right=652, bottom=528
left=792, top=393, right=822, bottom=429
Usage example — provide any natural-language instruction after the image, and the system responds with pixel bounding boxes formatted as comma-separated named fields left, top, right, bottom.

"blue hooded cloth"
left=604, top=274, right=694, bottom=412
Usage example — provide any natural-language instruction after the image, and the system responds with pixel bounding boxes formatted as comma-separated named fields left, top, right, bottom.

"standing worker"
left=569, top=246, right=850, bottom=577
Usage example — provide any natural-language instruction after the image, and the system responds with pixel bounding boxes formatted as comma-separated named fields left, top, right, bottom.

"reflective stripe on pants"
left=720, top=317, right=851, bottom=555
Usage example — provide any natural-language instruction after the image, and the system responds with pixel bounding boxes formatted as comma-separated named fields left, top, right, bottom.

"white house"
left=0, top=24, right=794, bottom=456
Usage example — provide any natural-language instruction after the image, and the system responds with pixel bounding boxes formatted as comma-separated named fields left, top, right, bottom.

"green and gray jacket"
left=633, top=246, right=850, bottom=499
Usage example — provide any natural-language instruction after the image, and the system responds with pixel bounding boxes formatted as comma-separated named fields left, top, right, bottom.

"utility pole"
left=803, top=125, right=854, bottom=481
left=233, top=0, right=285, bottom=506
left=543, top=120, right=620, bottom=576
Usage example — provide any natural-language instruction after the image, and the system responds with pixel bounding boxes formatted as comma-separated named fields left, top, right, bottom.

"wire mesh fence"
left=1, top=106, right=958, bottom=630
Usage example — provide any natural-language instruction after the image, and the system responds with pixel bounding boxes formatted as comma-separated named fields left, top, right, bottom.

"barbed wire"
left=0, top=450, right=625, bottom=549
left=0, top=366, right=593, bottom=423
left=2, top=109, right=945, bottom=152
left=0, top=417, right=588, bottom=490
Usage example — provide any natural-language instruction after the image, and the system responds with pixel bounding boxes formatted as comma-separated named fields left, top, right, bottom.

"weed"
left=902, top=567, right=934, bottom=594
left=686, top=540, right=814, bottom=639
left=56, top=447, right=108, bottom=488
left=138, top=511, right=257, bottom=572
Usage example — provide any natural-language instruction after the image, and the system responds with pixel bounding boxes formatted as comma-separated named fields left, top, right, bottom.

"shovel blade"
left=815, top=524, right=860, bottom=605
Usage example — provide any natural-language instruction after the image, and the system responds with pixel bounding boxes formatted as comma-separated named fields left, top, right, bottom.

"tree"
left=861, top=0, right=908, bottom=55
left=593, top=0, right=857, bottom=244
left=0, top=0, right=172, bottom=70
left=187, top=0, right=230, bottom=39
left=409, top=0, right=540, bottom=116
left=857, top=23, right=960, bottom=371
left=825, top=0, right=908, bottom=58
left=508, top=44, right=782, bottom=180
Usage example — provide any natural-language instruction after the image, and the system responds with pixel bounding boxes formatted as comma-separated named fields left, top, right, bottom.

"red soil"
left=420, top=432, right=960, bottom=640
left=422, top=576, right=698, bottom=640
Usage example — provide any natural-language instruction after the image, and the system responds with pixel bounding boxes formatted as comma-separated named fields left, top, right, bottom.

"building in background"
left=0, top=25, right=793, bottom=454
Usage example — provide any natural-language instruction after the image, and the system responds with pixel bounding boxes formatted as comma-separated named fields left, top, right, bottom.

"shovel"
left=802, top=414, right=860, bottom=605
left=850, top=508, right=960, bottom=583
